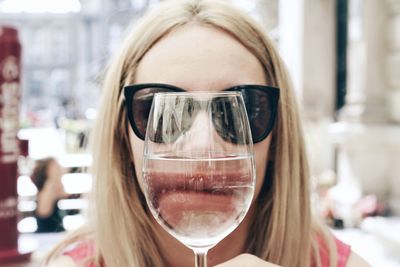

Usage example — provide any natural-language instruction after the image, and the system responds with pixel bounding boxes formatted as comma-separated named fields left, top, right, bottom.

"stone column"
left=340, top=0, right=389, bottom=123
left=278, top=0, right=304, bottom=100
left=279, top=0, right=336, bottom=120
left=302, top=0, right=336, bottom=120
left=386, top=0, right=400, bottom=123
left=385, top=0, right=400, bottom=215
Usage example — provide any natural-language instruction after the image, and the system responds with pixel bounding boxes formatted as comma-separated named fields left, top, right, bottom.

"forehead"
left=135, top=25, right=266, bottom=91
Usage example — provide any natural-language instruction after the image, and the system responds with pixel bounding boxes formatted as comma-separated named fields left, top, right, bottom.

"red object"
left=354, top=194, right=386, bottom=218
left=0, top=25, right=30, bottom=263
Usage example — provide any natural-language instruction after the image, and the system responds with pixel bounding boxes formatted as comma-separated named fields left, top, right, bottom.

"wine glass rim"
left=153, top=91, right=242, bottom=97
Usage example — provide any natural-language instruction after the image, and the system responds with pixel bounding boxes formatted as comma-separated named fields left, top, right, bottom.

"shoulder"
left=62, top=240, right=96, bottom=266
left=46, top=256, right=79, bottom=267
left=345, top=251, right=372, bottom=267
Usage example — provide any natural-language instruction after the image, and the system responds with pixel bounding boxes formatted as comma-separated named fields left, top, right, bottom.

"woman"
left=31, top=157, right=67, bottom=233
left=46, top=0, right=370, bottom=266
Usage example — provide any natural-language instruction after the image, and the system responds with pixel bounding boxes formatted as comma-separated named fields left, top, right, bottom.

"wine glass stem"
left=194, top=249, right=208, bottom=267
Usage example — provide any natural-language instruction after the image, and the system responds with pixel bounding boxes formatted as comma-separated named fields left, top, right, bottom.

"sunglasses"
left=123, top=83, right=279, bottom=144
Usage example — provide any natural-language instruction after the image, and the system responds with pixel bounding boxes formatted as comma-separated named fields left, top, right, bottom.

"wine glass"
left=142, top=91, right=256, bottom=267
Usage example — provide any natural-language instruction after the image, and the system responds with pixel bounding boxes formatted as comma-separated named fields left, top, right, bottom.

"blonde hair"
left=46, top=0, right=337, bottom=266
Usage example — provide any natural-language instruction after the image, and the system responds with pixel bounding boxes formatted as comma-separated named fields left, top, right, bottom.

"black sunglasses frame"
left=123, top=83, right=280, bottom=143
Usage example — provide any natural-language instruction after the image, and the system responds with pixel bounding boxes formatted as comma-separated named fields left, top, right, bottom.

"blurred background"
left=0, top=0, right=399, bottom=266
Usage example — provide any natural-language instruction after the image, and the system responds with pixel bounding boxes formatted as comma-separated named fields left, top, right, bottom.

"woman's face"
left=129, top=25, right=272, bottom=204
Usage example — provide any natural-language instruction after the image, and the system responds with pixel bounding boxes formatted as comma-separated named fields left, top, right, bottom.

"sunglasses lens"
left=212, top=97, right=243, bottom=144
left=132, top=87, right=173, bottom=141
left=241, top=89, right=274, bottom=143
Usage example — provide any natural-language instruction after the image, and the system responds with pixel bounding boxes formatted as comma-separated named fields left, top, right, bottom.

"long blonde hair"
left=46, top=0, right=336, bottom=266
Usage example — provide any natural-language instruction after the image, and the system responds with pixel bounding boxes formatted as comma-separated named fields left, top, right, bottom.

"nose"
left=172, top=111, right=225, bottom=155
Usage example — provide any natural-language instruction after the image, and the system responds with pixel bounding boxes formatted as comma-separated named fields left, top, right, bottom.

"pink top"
left=311, top=237, right=351, bottom=267
left=64, top=241, right=97, bottom=267
left=65, top=237, right=351, bottom=267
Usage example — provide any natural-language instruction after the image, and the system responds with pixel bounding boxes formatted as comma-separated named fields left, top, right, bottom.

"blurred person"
left=31, top=157, right=68, bottom=233
left=44, top=0, right=371, bottom=266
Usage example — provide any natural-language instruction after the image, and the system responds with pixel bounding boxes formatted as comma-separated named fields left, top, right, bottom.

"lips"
left=144, top=172, right=253, bottom=233
left=144, top=172, right=252, bottom=196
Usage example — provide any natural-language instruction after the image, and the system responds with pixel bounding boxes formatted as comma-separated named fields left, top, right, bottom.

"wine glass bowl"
left=142, top=92, right=256, bottom=266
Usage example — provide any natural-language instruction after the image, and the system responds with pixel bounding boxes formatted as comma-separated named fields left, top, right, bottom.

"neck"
left=154, top=206, right=255, bottom=267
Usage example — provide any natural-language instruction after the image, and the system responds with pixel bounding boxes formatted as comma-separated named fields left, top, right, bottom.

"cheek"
left=253, top=136, right=272, bottom=200
left=129, top=131, right=145, bottom=192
